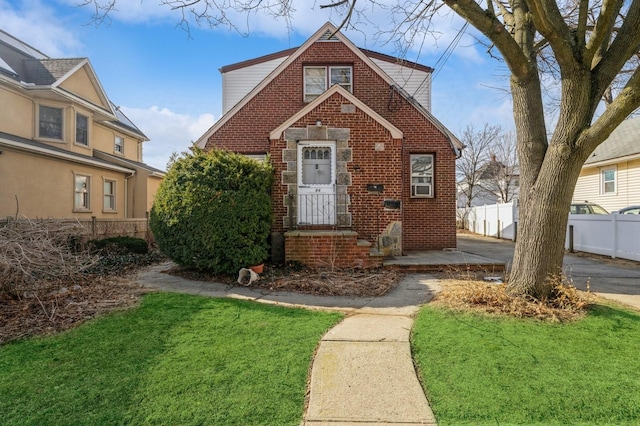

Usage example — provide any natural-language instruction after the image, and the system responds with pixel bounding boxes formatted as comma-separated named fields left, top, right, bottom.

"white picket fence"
left=459, top=202, right=640, bottom=262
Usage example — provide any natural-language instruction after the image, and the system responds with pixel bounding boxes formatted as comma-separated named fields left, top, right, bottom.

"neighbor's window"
left=410, top=154, right=434, bottom=197
left=39, top=105, right=63, bottom=140
left=76, top=113, right=88, bottom=145
left=601, top=167, right=616, bottom=194
left=115, top=136, right=124, bottom=154
left=304, top=66, right=352, bottom=102
left=74, top=175, right=90, bottom=210
left=104, top=180, right=116, bottom=211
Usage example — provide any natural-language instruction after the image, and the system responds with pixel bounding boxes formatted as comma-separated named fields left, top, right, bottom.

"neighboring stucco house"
left=0, top=30, right=164, bottom=220
left=573, top=116, right=640, bottom=212
left=196, top=23, right=463, bottom=268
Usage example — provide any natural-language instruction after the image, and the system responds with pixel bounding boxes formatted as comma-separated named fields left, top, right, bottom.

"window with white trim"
left=115, top=136, right=124, bottom=154
left=103, top=180, right=116, bottom=211
left=38, top=105, right=63, bottom=140
left=410, top=154, right=434, bottom=197
left=74, top=174, right=90, bottom=210
left=304, top=66, right=352, bottom=102
left=76, top=113, right=88, bottom=145
left=601, top=167, right=616, bottom=194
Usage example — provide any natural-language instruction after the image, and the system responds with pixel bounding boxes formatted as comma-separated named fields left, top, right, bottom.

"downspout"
left=125, top=171, right=135, bottom=218
left=401, top=138, right=405, bottom=256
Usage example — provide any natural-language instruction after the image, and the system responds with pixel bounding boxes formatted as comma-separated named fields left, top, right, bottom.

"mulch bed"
left=1, top=262, right=402, bottom=345
left=166, top=263, right=403, bottom=297
left=0, top=276, right=152, bottom=345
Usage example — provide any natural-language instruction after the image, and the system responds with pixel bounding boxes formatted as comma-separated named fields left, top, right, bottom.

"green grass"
left=0, top=293, right=342, bottom=425
left=412, top=304, right=640, bottom=425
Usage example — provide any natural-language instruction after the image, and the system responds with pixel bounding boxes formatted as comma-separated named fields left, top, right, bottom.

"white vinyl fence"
left=459, top=202, right=518, bottom=241
left=459, top=202, right=640, bottom=262
left=565, top=214, right=640, bottom=262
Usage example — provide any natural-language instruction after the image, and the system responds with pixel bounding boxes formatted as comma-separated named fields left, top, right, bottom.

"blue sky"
left=2, top=0, right=514, bottom=170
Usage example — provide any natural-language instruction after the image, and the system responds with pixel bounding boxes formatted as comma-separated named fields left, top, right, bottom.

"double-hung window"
left=115, top=136, right=124, bottom=154
left=104, top=180, right=116, bottom=211
left=39, top=105, right=63, bottom=140
left=410, top=154, right=434, bottom=197
left=74, top=174, right=90, bottom=210
left=601, top=167, right=616, bottom=194
left=304, top=66, right=352, bottom=102
left=76, top=113, right=88, bottom=145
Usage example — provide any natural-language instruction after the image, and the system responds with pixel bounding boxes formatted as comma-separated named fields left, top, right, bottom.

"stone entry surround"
left=280, top=124, right=352, bottom=229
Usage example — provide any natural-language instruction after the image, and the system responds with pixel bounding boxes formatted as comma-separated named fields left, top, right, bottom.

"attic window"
left=304, top=66, right=352, bottom=102
left=76, top=113, right=89, bottom=146
left=38, top=105, right=63, bottom=140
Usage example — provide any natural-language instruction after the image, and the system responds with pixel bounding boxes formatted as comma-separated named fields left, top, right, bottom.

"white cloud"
left=0, top=0, right=82, bottom=57
left=54, top=0, right=485, bottom=66
left=120, top=106, right=216, bottom=170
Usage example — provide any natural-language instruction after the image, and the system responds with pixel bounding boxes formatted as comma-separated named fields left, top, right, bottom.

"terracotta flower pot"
left=249, top=263, right=264, bottom=274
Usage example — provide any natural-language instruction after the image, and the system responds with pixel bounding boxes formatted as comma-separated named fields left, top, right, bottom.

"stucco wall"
left=0, top=148, right=129, bottom=219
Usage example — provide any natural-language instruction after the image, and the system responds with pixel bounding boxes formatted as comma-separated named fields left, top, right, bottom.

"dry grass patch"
left=433, top=276, right=592, bottom=322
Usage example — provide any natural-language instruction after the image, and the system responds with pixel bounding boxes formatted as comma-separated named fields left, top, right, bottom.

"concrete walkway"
left=304, top=313, right=436, bottom=425
left=136, top=264, right=441, bottom=425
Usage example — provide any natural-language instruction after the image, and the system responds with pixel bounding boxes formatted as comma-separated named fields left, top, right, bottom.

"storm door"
left=297, top=142, right=336, bottom=225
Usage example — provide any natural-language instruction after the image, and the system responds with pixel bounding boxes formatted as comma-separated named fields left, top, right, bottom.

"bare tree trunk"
left=508, top=70, right=593, bottom=298
left=508, top=151, right=584, bottom=298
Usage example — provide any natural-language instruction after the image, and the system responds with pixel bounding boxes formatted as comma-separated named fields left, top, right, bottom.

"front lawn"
left=413, top=303, right=640, bottom=425
left=0, top=293, right=343, bottom=425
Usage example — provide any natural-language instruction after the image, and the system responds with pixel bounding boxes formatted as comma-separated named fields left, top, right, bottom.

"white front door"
left=297, top=142, right=336, bottom=225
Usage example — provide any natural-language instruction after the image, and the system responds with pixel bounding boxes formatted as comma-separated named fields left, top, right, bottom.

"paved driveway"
left=458, top=234, right=640, bottom=305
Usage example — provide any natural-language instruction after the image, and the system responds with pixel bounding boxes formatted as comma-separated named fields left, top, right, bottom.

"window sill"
left=102, top=210, right=118, bottom=214
left=74, top=142, right=90, bottom=149
left=73, top=208, right=92, bottom=213
left=36, top=137, right=65, bottom=144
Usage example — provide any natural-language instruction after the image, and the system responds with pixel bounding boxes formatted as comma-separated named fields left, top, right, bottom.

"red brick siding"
left=285, top=232, right=383, bottom=269
left=206, top=40, right=457, bottom=252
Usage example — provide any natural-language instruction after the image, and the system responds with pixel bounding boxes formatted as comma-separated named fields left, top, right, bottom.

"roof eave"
left=0, top=136, right=136, bottom=174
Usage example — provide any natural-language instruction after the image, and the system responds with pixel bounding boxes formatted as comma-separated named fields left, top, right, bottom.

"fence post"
left=497, top=220, right=501, bottom=239
left=91, top=216, right=96, bottom=237
left=513, top=221, right=517, bottom=242
left=569, top=225, right=574, bottom=253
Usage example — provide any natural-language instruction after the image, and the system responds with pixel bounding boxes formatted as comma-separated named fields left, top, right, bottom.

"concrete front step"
left=382, top=249, right=506, bottom=273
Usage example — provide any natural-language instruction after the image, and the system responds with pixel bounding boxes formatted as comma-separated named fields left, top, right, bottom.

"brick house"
left=196, top=23, right=463, bottom=268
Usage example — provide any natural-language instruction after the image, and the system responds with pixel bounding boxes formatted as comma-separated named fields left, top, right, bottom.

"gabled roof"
left=195, top=22, right=462, bottom=153
left=0, top=30, right=146, bottom=140
left=584, top=116, right=640, bottom=167
left=270, top=84, right=402, bottom=140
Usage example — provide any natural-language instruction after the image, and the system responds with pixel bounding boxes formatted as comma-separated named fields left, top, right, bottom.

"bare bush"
left=0, top=218, right=98, bottom=298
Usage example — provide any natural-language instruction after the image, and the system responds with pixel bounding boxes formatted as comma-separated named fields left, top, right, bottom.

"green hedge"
left=150, top=148, right=274, bottom=275
left=90, top=236, right=149, bottom=254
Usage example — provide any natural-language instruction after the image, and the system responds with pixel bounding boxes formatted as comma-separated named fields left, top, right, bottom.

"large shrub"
left=150, top=148, right=274, bottom=275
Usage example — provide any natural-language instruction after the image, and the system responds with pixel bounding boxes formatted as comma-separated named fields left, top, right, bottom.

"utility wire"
left=412, top=22, right=469, bottom=98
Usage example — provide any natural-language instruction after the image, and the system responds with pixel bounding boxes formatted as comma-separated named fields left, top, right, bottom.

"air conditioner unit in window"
left=411, top=184, right=432, bottom=197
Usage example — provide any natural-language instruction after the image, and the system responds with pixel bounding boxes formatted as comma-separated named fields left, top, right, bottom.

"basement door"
left=297, top=142, right=336, bottom=225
